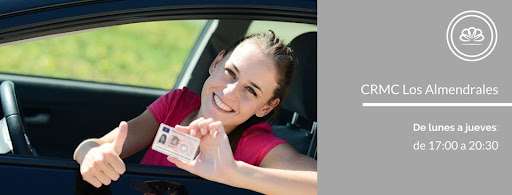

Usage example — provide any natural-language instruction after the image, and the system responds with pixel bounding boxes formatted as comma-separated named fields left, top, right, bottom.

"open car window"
left=0, top=17, right=317, bottom=160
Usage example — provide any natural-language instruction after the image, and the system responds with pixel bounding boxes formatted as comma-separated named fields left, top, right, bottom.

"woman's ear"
left=256, top=98, right=281, bottom=117
left=209, top=50, right=226, bottom=75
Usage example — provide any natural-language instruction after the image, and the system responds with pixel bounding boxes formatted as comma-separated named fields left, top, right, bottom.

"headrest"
left=283, top=32, right=317, bottom=121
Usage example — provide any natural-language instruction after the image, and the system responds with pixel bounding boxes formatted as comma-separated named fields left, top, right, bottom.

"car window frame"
left=0, top=0, right=317, bottom=190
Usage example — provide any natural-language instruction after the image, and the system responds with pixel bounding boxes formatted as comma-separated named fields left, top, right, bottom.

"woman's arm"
left=229, top=143, right=317, bottom=195
left=104, top=109, right=159, bottom=158
left=232, top=160, right=317, bottom=195
left=73, top=109, right=159, bottom=187
left=223, top=143, right=317, bottom=195
left=74, top=109, right=158, bottom=162
left=168, top=119, right=317, bottom=195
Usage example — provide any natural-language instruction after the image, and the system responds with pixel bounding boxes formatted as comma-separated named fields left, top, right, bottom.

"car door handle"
left=131, top=179, right=188, bottom=195
left=24, top=113, right=50, bottom=124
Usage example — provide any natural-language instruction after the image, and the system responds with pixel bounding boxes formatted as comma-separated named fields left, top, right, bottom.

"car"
left=0, top=0, right=317, bottom=194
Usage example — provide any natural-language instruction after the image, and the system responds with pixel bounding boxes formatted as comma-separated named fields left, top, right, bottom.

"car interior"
left=272, top=31, right=317, bottom=159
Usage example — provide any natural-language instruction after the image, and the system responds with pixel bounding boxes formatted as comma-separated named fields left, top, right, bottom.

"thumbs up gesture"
left=78, top=121, right=128, bottom=188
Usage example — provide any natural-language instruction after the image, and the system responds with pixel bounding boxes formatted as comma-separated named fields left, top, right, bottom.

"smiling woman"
left=0, top=20, right=206, bottom=89
left=73, top=31, right=317, bottom=195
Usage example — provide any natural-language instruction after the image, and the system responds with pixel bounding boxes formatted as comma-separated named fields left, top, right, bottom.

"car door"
left=0, top=0, right=316, bottom=194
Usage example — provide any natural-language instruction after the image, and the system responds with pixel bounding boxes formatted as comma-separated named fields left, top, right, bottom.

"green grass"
left=0, top=20, right=206, bottom=89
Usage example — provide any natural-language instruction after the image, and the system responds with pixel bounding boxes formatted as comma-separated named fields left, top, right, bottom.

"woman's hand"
left=168, top=118, right=237, bottom=184
left=78, top=121, right=128, bottom=188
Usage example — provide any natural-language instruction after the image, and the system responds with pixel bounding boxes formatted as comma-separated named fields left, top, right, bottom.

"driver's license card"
left=151, top=123, right=200, bottom=163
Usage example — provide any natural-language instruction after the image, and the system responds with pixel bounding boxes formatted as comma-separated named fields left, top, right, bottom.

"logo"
left=446, top=10, right=497, bottom=62
left=162, top=126, right=170, bottom=133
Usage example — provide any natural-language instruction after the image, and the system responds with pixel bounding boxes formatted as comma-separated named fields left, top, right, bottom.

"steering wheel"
left=0, top=81, right=34, bottom=155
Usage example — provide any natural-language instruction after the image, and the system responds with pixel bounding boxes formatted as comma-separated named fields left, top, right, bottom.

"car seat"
left=272, top=31, right=317, bottom=159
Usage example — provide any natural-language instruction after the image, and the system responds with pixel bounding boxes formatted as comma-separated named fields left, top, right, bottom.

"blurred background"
left=0, top=20, right=205, bottom=89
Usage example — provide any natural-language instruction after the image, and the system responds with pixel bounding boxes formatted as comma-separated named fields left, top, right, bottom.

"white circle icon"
left=446, top=10, right=497, bottom=62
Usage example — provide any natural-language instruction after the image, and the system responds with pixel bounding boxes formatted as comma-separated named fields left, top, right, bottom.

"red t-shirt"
left=140, top=87, right=287, bottom=167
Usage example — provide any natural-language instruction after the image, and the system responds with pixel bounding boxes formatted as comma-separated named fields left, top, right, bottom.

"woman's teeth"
left=214, top=94, right=233, bottom=112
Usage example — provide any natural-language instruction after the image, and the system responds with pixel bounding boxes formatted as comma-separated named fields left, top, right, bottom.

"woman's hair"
left=223, top=30, right=295, bottom=152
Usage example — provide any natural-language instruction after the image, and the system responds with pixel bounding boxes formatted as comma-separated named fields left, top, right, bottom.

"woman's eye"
left=246, top=87, right=257, bottom=96
left=225, top=69, right=236, bottom=79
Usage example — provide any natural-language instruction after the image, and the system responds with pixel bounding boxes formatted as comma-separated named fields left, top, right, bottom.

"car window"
left=0, top=20, right=206, bottom=89
left=246, top=20, right=317, bottom=44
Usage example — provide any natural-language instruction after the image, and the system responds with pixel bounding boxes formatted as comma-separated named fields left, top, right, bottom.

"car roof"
left=0, top=0, right=316, bottom=45
left=0, top=0, right=316, bottom=17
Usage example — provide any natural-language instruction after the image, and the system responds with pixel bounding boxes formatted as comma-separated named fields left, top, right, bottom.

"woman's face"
left=199, top=42, right=280, bottom=132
